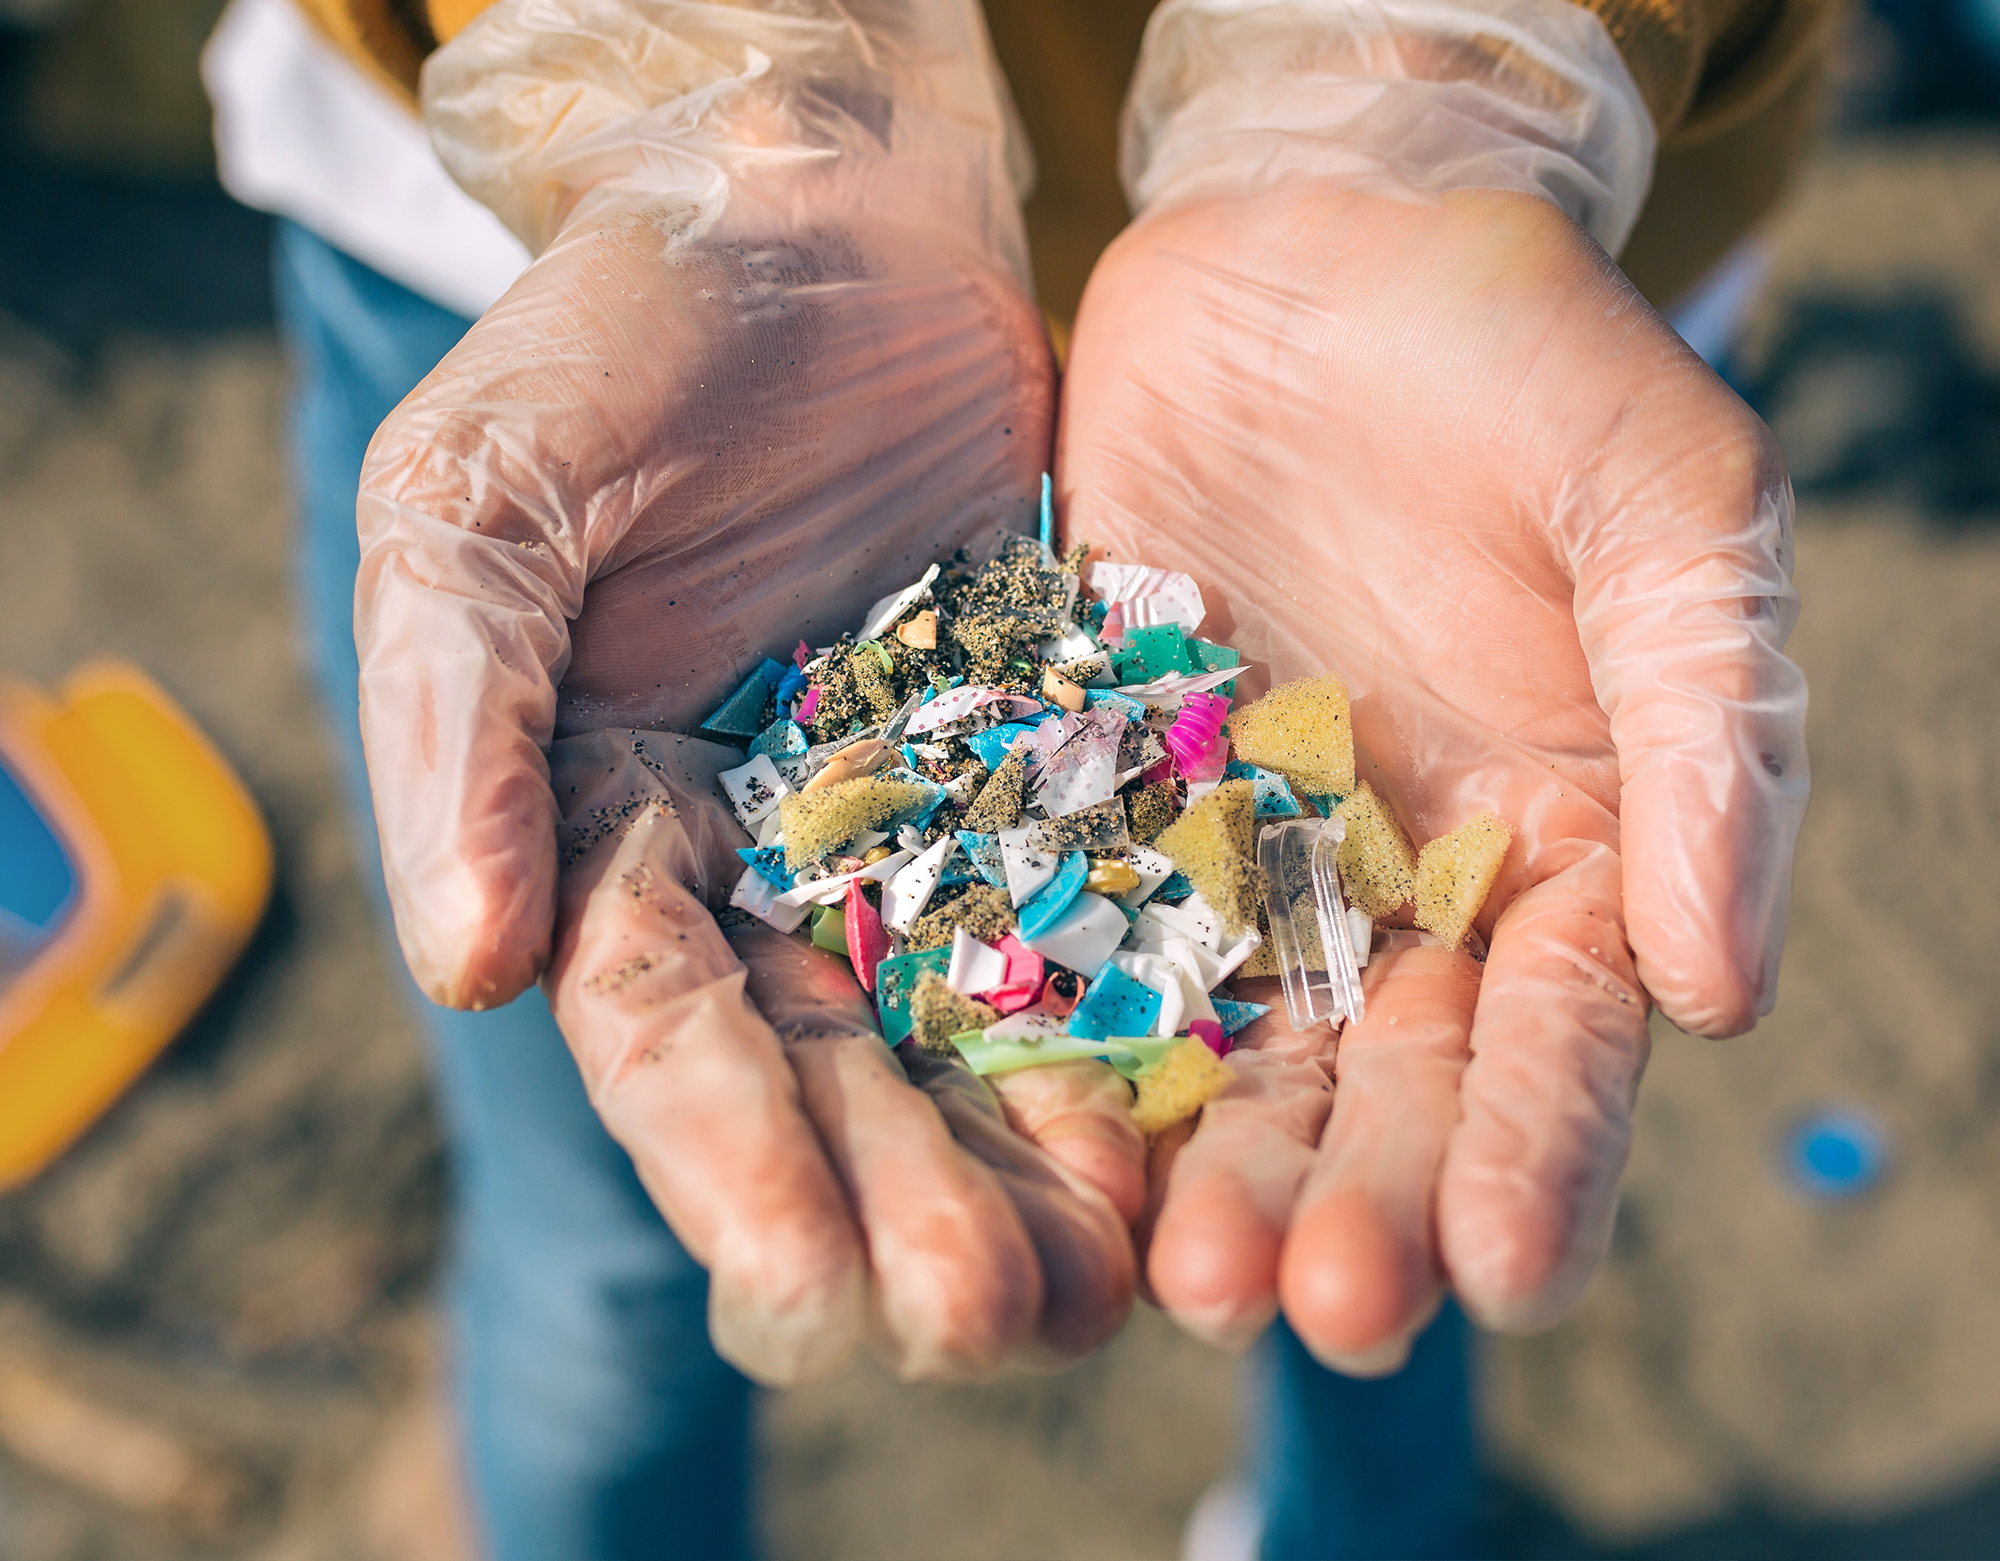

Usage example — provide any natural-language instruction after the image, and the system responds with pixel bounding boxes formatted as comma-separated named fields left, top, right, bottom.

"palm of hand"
left=1060, top=182, right=1805, bottom=1363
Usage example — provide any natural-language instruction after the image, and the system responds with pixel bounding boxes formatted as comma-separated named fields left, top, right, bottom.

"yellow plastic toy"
left=0, top=661, right=271, bottom=1189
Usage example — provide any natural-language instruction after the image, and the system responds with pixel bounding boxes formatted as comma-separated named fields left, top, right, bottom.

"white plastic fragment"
left=1348, top=907, right=1374, bottom=967
left=1114, top=666, right=1248, bottom=707
left=1160, top=939, right=1221, bottom=1029
left=1115, top=845, right=1177, bottom=911
left=881, top=834, right=955, bottom=933
left=1109, top=951, right=1187, bottom=1037
left=730, top=866, right=810, bottom=933
left=1088, top=562, right=1206, bottom=634
left=947, top=928, right=1011, bottom=996
left=776, top=850, right=912, bottom=908
left=1021, top=892, right=1128, bottom=977
left=983, top=1005, right=1071, bottom=1041
left=999, top=826, right=1058, bottom=907
left=1029, top=706, right=1125, bottom=817
left=718, top=753, right=790, bottom=829
left=856, top=563, right=939, bottom=642
left=907, top=684, right=1042, bottom=735
left=755, top=810, right=786, bottom=847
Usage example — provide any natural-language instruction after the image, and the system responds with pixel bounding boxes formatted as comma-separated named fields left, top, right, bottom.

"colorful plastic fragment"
left=980, top=935, right=1045, bottom=1015
left=1224, top=758, right=1304, bottom=819
left=1020, top=891, right=1128, bottom=976
left=965, top=722, right=1040, bottom=771
left=1211, top=998, right=1270, bottom=1035
left=1166, top=691, right=1230, bottom=777
left=1016, top=851, right=1088, bottom=940
left=1189, top=1019, right=1229, bottom=1057
left=875, top=947, right=952, bottom=1043
left=700, top=658, right=786, bottom=740
left=844, top=879, right=890, bottom=992
left=1111, top=624, right=1196, bottom=684
left=880, top=833, right=956, bottom=933
left=1067, top=964, right=1163, bottom=1043
left=810, top=903, right=848, bottom=955
left=736, top=845, right=790, bottom=891
left=955, top=830, right=1008, bottom=889
left=946, top=927, right=1010, bottom=996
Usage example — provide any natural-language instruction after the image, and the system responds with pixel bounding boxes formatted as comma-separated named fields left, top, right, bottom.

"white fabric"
left=202, top=0, right=530, bottom=319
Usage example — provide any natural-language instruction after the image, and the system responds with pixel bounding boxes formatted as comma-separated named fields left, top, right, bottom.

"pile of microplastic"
left=705, top=480, right=1511, bottom=1134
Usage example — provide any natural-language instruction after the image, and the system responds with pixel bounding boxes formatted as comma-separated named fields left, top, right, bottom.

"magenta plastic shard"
left=844, top=878, right=891, bottom=993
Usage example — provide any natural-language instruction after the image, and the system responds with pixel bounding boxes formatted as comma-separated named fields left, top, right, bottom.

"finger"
left=543, top=761, right=868, bottom=1386
left=1436, top=845, right=1650, bottom=1332
left=732, top=928, right=1044, bottom=1381
left=357, top=370, right=579, bottom=1008
left=987, top=1060, right=1149, bottom=1224
left=1562, top=419, right=1810, bottom=1036
left=1277, top=939, right=1479, bottom=1375
left=1142, top=1040, right=1333, bottom=1352
left=901, top=1050, right=1138, bottom=1366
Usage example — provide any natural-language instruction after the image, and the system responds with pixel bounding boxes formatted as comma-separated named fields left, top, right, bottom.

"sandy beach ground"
left=2, top=22, right=1999, bottom=1557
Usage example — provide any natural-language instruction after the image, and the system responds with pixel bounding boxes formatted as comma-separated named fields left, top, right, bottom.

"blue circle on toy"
left=1784, top=1109, right=1887, bottom=1200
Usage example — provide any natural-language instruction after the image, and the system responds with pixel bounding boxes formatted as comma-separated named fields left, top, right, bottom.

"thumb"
left=356, top=405, right=579, bottom=1008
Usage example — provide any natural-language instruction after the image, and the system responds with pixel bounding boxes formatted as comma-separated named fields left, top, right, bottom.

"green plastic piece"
left=875, top=947, right=952, bottom=1044
left=1190, top=639, right=1241, bottom=674
left=950, top=1030, right=1183, bottom=1078
left=1111, top=624, right=1195, bottom=684
left=811, top=903, right=849, bottom=955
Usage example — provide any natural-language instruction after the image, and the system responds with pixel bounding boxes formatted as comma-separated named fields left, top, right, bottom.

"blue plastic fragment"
left=1303, top=793, right=1345, bottom=818
left=965, top=722, right=1039, bottom=771
left=774, top=664, right=808, bottom=711
left=1067, top=965, right=1163, bottom=1043
left=1226, top=759, right=1303, bottom=819
left=1152, top=870, right=1195, bottom=904
left=956, top=831, right=1009, bottom=888
left=1212, top=998, right=1271, bottom=1036
left=1085, top=689, right=1147, bottom=721
left=701, top=658, right=786, bottom=739
left=750, top=718, right=807, bottom=762
left=1784, top=1109, right=1888, bottom=1200
left=1039, top=471, right=1055, bottom=555
left=1017, top=852, right=1088, bottom=939
left=875, top=768, right=947, bottom=831
left=1085, top=599, right=1109, bottom=630
left=736, top=846, right=791, bottom=891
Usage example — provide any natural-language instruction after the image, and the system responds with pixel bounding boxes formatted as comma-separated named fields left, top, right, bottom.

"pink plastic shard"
left=794, top=640, right=813, bottom=669
left=1166, top=690, right=1229, bottom=776
left=1100, top=601, right=1127, bottom=647
left=795, top=685, right=822, bottom=724
left=977, top=934, right=1046, bottom=1015
left=1189, top=1019, right=1229, bottom=1057
left=845, top=879, right=890, bottom=993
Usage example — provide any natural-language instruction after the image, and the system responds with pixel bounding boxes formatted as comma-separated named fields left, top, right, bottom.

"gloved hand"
left=1062, top=0, right=1809, bottom=1369
left=354, top=0, right=1143, bottom=1383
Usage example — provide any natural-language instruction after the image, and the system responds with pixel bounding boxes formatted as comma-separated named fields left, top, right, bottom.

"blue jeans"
left=272, top=219, right=1479, bottom=1561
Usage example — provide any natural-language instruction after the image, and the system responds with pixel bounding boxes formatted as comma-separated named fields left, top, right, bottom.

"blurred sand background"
left=1, top=3, right=1999, bottom=1556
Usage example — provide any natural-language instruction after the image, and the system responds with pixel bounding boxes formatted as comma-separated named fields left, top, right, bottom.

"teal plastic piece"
left=1067, top=965, right=1162, bottom=1042
left=951, top=1030, right=1180, bottom=1078
left=956, top=831, right=1008, bottom=888
left=750, top=718, right=807, bottom=763
left=875, top=947, right=952, bottom=1044
left=1212, top=998, right=1271, bottom=1036
left=736, top=846, right=790, bottom=891
left=1017, top=852, right=1087, bottom=939
left=1226, top=759, right=1303, bottom=819
left=1111, top=625, right=1195, bottom=684
left=0, top=759, right=75, bottom=966
left=1189, top=639, right=1241, bottom=674
left=1039, top=472, right=1054, bottom=555
left=965, top=723, right=1039, bottom=771
left=1152, top=870, right=1195, bottom=904
left=700, top=658, right=786, bottom=740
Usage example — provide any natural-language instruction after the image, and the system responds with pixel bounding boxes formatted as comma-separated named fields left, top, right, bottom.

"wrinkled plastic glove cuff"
left=422, top=0, right=1036, bottom=269
left=1120, top=0, right=1657, bottom=255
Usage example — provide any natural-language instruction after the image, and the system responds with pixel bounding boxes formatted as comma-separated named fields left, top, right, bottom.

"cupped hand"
left=352, top=0, right=1147, bottom=1382
left=1062, top=183, right=1808, bottom=1368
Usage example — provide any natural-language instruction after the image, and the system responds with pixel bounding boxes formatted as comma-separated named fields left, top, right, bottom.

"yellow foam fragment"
left=1226, top=675, right=1355, bottom=797
left=910, top=972, right=998, bottom=1057
left=959, top=746, right=1026, bottom=833
left=1131, top=1037, right=1235, bottom=1136
left=1334, top=781, right=1418, bottom=918
left=1155, top=779, right=1259, bottom=935
left=1127, top=782, right=1178, bottom=846
left=1412, top=811, right=1513, bottom=949
left=779, top=777, right=928, bottom=871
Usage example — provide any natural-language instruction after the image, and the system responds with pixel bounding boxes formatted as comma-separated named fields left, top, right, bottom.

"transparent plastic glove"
left=546, top=733, right=1136, bottom=1381
left=1064, top=0, right=1807, bottom=1366
left=353, top=0, right=1143, bottom=1381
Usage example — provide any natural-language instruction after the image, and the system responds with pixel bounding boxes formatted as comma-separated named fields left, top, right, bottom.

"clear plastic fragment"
left=1257, top=817, right=1367, bottom=1032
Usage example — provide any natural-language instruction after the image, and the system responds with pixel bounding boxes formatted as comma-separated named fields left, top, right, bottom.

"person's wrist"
left=1120, top=0, right=1657, bottom=256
